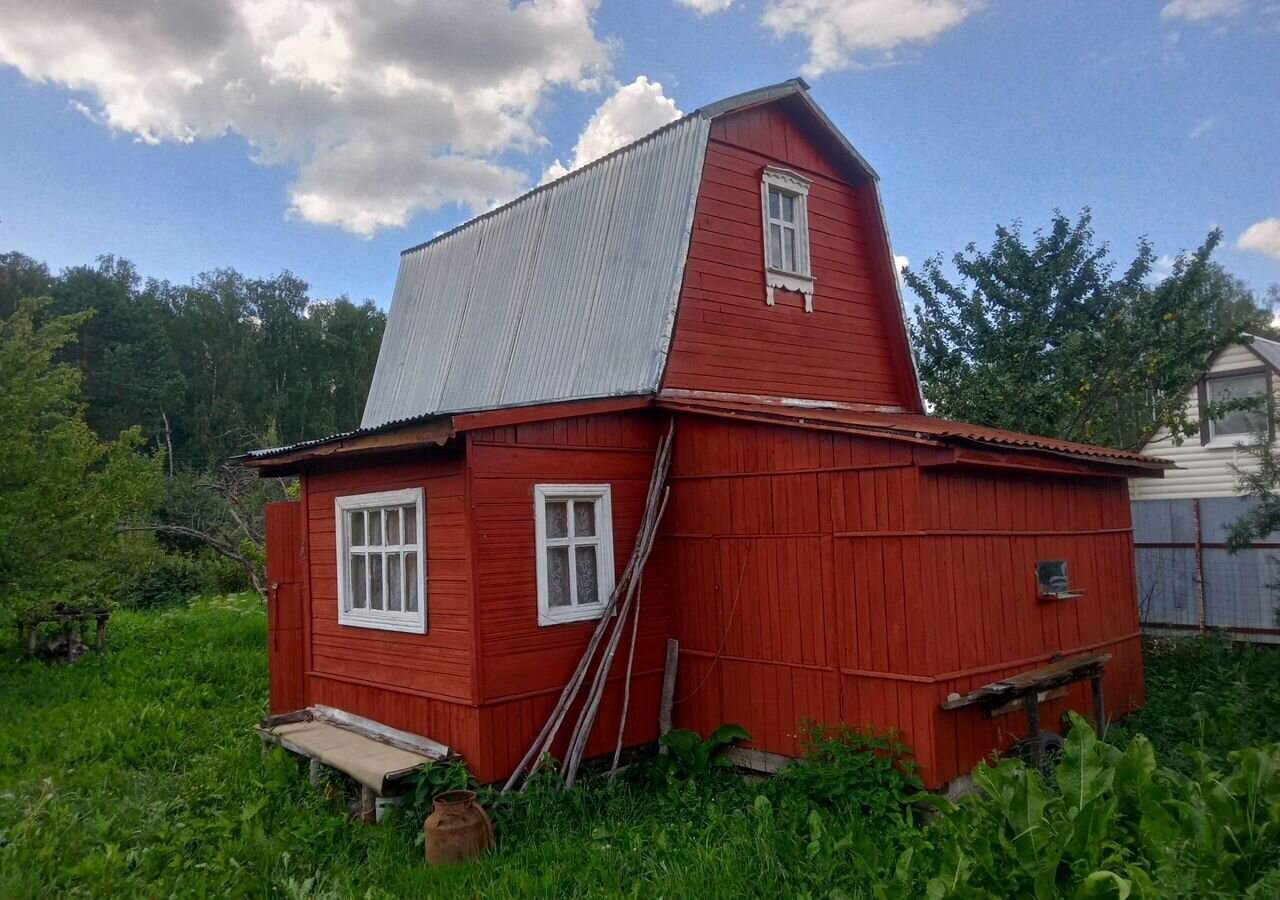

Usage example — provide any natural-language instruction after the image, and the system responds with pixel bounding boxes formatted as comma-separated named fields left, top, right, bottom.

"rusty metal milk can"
left=424, top=789, right=494, bottom=865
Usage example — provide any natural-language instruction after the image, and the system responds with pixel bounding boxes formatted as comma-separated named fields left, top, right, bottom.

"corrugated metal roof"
left=361, top=113, right=711, bottom=429
left=656, top=394, right=1172, bottom=469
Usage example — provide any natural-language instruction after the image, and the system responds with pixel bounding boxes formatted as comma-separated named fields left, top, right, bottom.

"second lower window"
left=535, top=484, right=615, bottom=626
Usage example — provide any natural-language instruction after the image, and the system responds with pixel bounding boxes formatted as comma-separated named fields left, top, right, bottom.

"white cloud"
left=1187, top=117, right=1215, bottom=139
left=1239, top=218, right=1280, bottom=260
left=762, top=0, right=982, bottom=77
left=1161, top=0, right=1249, bottom=23
left=0, top=0, right=611, bottom=236
left=893, top=254, right=909, bottom=290
left=674, top=0, right=737, bottom=13
left=541, top=76, right=682, bottom=183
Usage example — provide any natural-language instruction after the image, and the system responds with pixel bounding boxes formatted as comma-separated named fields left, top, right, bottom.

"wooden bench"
left=941, top=652, right=1111, bottom=765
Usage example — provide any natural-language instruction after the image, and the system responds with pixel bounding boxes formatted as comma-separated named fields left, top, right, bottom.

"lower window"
left=335, top=488, right=426, bottom=633
left=535, top=484, right=615, bottom=626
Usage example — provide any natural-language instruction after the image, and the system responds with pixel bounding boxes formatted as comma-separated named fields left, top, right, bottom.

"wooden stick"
left=609, top=580, right=643, bottom=779
left=563, top=489, right=668, bottom=786
left=657, top=638, right=679, bottom=755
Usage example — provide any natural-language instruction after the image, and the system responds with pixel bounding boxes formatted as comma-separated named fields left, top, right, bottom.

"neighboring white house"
left=1133, top=334, right=1280, bottom=643
left=1133, top=335, right=1277, bottom=501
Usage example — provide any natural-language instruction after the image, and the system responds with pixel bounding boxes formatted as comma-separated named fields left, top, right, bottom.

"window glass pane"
left=575, top=546, right=599, bottom=606
left=768, top=188, right=780, bottom=218
left=368, top=510, right=383, bottom=546
left=388, top=552, right=402, bottom=611
left=370, top=554, right=384, bottom=610
left=350, top=510, right=365, bottom=546
left=545, top=500, right=568, bottom=539
left=573, top=500, right=596, bottom=538
left=405, top=552, right=418, bottom=613
left=547, top=547, right=571, bottom=607
left=1210, top=374, right=1267, bottom=436
left=403, top=505, right=417, bottom=544
left=769, top=224, right=783, bottom=269
left=783, top=227, right=796, bottom=272
left=351, top=554, right=367, bottom=609
left=781, top=192, right=795, bottom=223
left=387, top=507, right=400, bottom=545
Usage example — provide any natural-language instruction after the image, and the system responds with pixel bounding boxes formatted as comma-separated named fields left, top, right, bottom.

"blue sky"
left=1, top=0, right=1277, bottom=307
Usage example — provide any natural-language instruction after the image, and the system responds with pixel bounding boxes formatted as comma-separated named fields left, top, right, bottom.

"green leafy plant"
left=769, top=720, right=921, bottom=825
left=874, top=713, right=1280, bottom=899
left=628, top=724, right=750, bottom=786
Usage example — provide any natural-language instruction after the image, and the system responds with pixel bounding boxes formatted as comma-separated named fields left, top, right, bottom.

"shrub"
left=116, top=553, right=208, bottom=610
left=769, top=720, right=921, bottom=825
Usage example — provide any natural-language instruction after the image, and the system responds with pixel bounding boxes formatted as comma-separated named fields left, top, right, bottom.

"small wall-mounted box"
left=1036, top=560, right=1087, bottom=601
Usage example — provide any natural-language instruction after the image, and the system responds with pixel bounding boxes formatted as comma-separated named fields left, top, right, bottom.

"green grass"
left=1, top=599, right=1277, bottom=898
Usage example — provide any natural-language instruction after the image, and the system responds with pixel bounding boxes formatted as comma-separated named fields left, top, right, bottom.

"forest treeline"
left=1, top=252, right=384, bottom=466
left=1, top=250, right=385, bottom=614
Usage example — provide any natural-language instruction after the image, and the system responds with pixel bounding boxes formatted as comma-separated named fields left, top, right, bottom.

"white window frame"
left=760, top=166, right=815, bottom=312
left=1205, top=371, right=1269, bottom=448
left=534, top=484, right=616, bottom=627
left=335, top=488, right=427, bottom=634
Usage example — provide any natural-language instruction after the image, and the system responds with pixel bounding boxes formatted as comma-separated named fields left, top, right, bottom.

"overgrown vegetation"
left=0, top=251, right=384, bottom=624
left=2, top=601, right=1278, bottom=898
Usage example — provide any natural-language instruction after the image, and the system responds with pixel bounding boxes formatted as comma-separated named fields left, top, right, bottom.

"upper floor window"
left=336, top=488, right=426, bottom=633
left=760, top=166, right=814, bottom=312
left=535, top=484, right=615, bottom=626
left=1203, top=371, right=1269, bottom=445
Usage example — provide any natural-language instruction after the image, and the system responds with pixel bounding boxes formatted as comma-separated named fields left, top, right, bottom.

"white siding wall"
left=1132, top=344, right=1273, bottom=500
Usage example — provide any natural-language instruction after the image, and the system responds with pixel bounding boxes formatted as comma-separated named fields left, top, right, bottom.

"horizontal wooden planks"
left=304, top=451, right=476, bottom=703
left=663, top=101, right=912, bottom=408
left=467, top=411, right=672, bottom=715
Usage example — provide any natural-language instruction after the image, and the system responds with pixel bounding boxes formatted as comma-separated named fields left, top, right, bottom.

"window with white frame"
left=335, top=488, right=426, bottom=633
left=761, top=166, right=815, bottom=312
left=534, top=485, right=615, bottom=626
left=1205, top=371, right=1269, bottom=443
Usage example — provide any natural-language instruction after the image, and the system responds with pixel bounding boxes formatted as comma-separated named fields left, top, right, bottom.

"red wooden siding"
left=300, top=447, right=485, bottom=766
left=665, top=414, right=1145, bottom=788
left=662, top=102, right=915, bottom=410
left=265, top=500, right=305, bottom=714
left=465, top=411, right=671, bottom=782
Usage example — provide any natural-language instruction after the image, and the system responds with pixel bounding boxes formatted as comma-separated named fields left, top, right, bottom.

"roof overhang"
left=655, top=392, right=1172, bottom=478
left=236, top=395, right=655, bottom=475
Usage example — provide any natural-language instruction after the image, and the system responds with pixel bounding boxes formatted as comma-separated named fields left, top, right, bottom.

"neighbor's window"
left=1205, top=372, right=1269, bottom=442
left=760, top=166, right=815, bottom=312
left=335, top=488, right=426, bottom=633
left=535, top=485, right=615, bottom=626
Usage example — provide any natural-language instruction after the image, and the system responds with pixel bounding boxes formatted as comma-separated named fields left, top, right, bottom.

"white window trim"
left=1205, top=371, right=1269, bottom=445
left=534, top=484, right=616, bottom=627
left=760, top=166, right=815, bottom=313
left=335, top=488, right=427, bottom=634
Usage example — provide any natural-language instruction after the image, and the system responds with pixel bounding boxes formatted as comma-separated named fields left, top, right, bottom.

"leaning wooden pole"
left=562, top=491, right=667, bottom=787
left=501, top=423, right=674, bottom=793
left=609, top=578, right=643, bottom=779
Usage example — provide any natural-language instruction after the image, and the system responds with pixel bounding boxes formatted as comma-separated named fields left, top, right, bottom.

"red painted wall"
left=665, top=414, right=1145, bottom=788
left=300, top=448, right=484, bottom=766
left=466, top=411, right=671, bottom=782
left=662, top=102, right=916, bottom=410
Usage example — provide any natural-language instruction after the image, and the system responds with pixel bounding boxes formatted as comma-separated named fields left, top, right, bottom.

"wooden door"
left=265, top=501, right=306, bottom=714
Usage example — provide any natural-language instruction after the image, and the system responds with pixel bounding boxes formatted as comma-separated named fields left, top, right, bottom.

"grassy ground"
left=1, top=597, right=1277, bottom=898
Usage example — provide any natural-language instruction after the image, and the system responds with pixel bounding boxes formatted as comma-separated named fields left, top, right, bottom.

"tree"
left=0, top=298, right=163, bottom=622
left=906, top=211, right=1272, bottom=449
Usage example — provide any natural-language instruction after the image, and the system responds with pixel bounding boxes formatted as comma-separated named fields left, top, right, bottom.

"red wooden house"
left=244, top=80, right=1169, bottom=790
